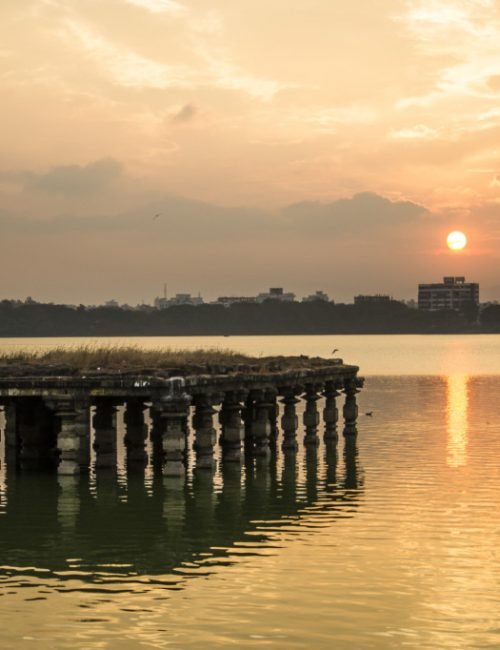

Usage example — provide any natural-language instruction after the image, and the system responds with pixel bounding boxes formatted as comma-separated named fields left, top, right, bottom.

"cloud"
left=1, top=158, right=123, bottom=195
left=486, top=74, right=500, bottom=92
left=62, top=19, right=193, bottom=89
left=390, top=124, right=439, bottom=140
left=282, top=192, right=427, bottom=236
left=124, top=0, right=186, bottom=15
left=0, top=188, right=426, bottom=244
left=395, top=0, right=500, bottom=107
left=170, top=103, right=197, bottom=124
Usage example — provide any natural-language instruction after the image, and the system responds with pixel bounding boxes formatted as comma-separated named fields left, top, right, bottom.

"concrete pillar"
left=303, top=385, right=321, bottom=446
left=343, top=379, right=359, bottom=436
left=55, top=399, right=91, bottom=475
left=192, top=395, right=217, bottom=471
left=124, top=399, right=148, bottom=465
left=269, top=397, right=279, bottom=442
left=4, top=400, right=19, bottom=461
left=154, top=393, right=191, bottom=477
left=93, top=400, right=118, bottom=468
left=149, top=406, right=161, bottom=441
left=220, top=391, right=245, bottom=463
left=16, top=399, right=40, bottom=463
left=323, top=381, right=340, bottom=442
left=242, top=394, right=255, bottom=451
left=250, top=391, right=273, bottom=457
left=280, top=390, right=299, bottom=452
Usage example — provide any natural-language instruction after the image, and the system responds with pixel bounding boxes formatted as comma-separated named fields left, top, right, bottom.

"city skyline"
left=2, top=1, right=500, bottom=302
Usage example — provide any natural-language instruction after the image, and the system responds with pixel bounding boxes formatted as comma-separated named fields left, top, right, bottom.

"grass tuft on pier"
left=0, top=346, right=339, bottom=375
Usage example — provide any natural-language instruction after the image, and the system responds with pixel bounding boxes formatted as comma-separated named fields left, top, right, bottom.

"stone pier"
left=0, top=360, right=363, bottom=474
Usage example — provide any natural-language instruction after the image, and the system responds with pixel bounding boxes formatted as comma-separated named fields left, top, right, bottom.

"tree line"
left=1, top=298, right=499, bottom=336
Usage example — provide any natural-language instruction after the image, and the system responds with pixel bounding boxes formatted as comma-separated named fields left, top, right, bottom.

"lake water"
left=1, top=335, right=500, bottom=649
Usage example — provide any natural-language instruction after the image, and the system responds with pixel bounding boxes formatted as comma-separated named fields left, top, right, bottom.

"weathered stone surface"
left=0, top=361, right=363, bottom=472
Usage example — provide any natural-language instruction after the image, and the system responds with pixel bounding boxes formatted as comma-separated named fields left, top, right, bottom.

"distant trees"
left=0, top=298, right=492, bottom=336
left=480, top=305, right=500, bottom=331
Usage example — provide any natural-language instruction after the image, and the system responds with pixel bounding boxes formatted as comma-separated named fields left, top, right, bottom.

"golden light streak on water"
left=446, top=374, right=469, bottom=468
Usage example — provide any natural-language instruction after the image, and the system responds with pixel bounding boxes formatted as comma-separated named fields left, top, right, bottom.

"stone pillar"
left=242, top=394, right=255, bottom=451
left=280, top=389, right=299, bottom=452
left=250, top=391, right=273, bottom=457
left=55, top=398, right=91, bottom=475
left=303, top=385, right=321, bottom=446
left=192, top=395, right=217, bottom=471
left=154, top=393, right=191, bottom=477
left=93, top=400, right=118, bottom=468
left=343, top=379, right=359, bottom=436
left=149, top=405, right=161, bottom=441
left=124, top=399, right=148, bottom=465
left=323, top=381, right=340, bottom=442
left=17, top=399, right=43, bottom=463
left=220, top=391, right=245, bottom=463
left=4, top=400, right=19, bottom=460
left=269, top=397, right=279, bottom=442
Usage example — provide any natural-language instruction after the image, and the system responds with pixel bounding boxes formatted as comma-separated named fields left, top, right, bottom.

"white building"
left=256, top=287, right=296, bottom=303
left=302, top=290, right=330, bottom=303
left=418, top=277, right=479, bottom=311
left=154, top=293, right=204, bottom=309
left=214, top=296, right=257, bottom=308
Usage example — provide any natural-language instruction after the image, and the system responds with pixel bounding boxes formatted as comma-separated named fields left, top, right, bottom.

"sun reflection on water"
left=446, top=374, right=469, bottom=468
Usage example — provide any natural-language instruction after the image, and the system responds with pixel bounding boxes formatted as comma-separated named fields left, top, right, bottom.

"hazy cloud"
left=124, top=0, right=186, bottom=15
left=282, top=193, right=427, bottom=236
left=170, top=104, right=197, bottom=124
left=1, top=158, right=123, bottom=195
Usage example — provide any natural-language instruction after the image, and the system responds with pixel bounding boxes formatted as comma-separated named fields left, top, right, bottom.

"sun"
left=447, top=231, right=467, bottom=251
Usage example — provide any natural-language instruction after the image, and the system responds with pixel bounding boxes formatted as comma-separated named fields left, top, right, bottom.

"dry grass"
left=0, top=345, right=332, bottom=374
left=0, top=346, right=251, bottom=368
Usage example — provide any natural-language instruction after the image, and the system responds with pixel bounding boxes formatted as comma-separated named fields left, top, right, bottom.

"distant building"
left=215, top=296, right=257, bottom=308
left=256, top=287, right=296, bottom=303
left=302, top=290, right=330, bottom=303
left=354, top=294, right=392, bottom=305
left=418, top=277, right=479, bottom=311
left=104, top=299, right=120, bottom=308
left=154, top=293, right=204, bottom=309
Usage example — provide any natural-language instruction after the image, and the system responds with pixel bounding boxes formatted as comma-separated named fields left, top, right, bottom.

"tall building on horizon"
left=418, top=276, right=479, bottom=311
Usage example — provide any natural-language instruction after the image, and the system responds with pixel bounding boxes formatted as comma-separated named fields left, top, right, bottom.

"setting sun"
left=447, top=231, right=467, bottom=251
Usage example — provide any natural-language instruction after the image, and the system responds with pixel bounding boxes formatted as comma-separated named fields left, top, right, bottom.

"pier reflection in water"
left=2, top=372, right=500, bottom=650
left=0, top=428, right=362, bottom=587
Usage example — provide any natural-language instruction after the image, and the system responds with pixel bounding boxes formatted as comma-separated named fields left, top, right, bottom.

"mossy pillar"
left=93, top=400, right=118, bottom=468
left=192, top=395, right=217, bottom=471
left=220, top=391, right=246, bottom=463
left=323, top=381, right=340, bottom=442
left=250, top=390, right=273, bottom=457
left=154, top=392, right=191, bottom=477
left=280, top=389, right=299, bottom=452
left=124, top=399, right=148, bottom=465
left=343, top=379, right=359, bottom=436
left=54, top=398, right=91, bottom=475
left=303, top=384, right=321, bottom=446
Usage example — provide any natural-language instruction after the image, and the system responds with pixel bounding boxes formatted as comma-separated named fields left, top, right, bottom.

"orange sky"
left=1, top=0, right=499, bottom=303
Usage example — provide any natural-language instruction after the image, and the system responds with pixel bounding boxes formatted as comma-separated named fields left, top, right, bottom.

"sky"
left=1, top=0, right=500, bottom=304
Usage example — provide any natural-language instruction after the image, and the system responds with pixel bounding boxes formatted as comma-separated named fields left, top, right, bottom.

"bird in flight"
left=332, top=348, right=339, bottom=355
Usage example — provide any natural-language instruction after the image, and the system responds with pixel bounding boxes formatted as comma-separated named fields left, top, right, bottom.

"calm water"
left=1, top=335, right=500, bottom=649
